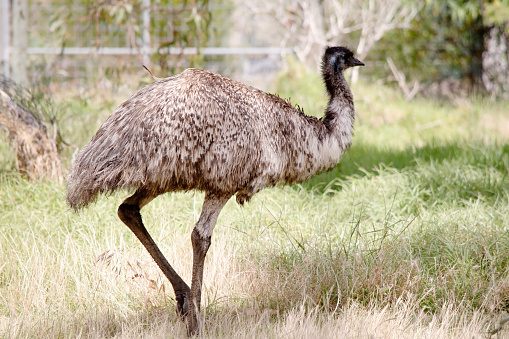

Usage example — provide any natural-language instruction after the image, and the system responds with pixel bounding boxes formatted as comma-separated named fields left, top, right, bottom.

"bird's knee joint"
left=117, top=204, right=141, bottom=231
left=118, top=203, right=140, bottom=225
left=191, top=228, right=211, bottom=253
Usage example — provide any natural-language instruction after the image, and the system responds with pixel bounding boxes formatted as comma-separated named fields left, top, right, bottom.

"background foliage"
left=372, top=0, right=509, bottom=96
left=9, top=0, right=507, bottom=98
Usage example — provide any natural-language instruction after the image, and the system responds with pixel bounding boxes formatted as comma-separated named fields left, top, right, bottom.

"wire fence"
left=3, top=0, right=293, bottom=91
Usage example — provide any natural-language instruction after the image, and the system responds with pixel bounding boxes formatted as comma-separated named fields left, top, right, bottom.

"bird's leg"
left=187, top=192, right=231, bottom=336
left=118, top=189, right=190, bottom=318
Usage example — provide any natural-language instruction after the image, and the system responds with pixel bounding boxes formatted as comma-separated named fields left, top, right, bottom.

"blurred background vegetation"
left=2, top=0, right=509, bottom=98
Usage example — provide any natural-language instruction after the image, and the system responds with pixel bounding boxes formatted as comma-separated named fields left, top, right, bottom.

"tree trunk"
left=482, top=25, right=509, bottom=99
left=0, top=0, right=10, bottom=77
left=12, top=0, right=28, bottom=85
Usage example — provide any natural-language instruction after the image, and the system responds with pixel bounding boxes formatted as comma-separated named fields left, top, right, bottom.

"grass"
left=1, top=67, right=509, bottom=337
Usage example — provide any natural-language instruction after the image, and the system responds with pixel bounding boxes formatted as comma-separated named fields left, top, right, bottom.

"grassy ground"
left=0, top=68, right=508, bottom=338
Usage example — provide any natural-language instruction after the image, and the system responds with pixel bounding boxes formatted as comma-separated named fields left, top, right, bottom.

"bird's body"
left=67, top=68, right=352, bottom=209
left=67, top=46, right=364, bottom=336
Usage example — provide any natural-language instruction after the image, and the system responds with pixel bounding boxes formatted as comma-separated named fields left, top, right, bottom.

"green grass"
left=0, top=68, right=509, bottom=337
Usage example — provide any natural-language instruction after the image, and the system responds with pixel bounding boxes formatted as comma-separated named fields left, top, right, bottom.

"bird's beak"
left=348, top=57, right=365, bottom=67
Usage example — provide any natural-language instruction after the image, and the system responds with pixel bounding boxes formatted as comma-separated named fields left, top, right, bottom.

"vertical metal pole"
left=12, top=0, right=28, bottom=85
left=142, top=0, right=151, bottom=66
left=0, top=0, right=10, bottom=77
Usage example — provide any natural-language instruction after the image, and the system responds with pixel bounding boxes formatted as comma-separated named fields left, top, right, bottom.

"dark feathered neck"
left=322, top=66, right=353, bottom=105
left=321, top=71, right=355, bottom=132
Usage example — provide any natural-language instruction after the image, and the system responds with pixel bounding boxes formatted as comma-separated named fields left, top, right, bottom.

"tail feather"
left=66, top=137, right=138, bottom=211
left=66, top=152, right=113, bottom=211
left=66, top=97, right=152, bottom=210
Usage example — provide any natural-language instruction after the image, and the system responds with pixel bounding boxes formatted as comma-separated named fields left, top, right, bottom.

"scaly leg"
left=117, top=189, right=190, bottom=318
left=187, top=192, right=231, bottom=336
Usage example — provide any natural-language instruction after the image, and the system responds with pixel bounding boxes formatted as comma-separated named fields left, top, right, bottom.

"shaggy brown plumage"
left=67, top=46, right=364, bottom=336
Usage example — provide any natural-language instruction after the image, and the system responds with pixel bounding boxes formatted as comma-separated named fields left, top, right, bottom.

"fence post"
left=0, top=0, right=10, bottom=77
left=12, top=0, right=28, bottom=85
left=142, top=0, right=151, bottom=66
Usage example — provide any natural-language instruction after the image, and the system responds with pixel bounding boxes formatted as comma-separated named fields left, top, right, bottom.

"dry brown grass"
left=0, top=86, right=63, bottom=182
left=0, top=227, right=499, bottom=338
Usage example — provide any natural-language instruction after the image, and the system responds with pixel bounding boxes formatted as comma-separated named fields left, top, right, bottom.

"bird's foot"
left=175, top=290, right=190, bottom=320
left=187, top=308, right=200, bottom=337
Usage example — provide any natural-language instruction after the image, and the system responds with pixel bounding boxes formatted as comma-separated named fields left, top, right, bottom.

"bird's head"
left=322, top=46, right=364, bottom=75
left=321, top=46, right=364, bottom=96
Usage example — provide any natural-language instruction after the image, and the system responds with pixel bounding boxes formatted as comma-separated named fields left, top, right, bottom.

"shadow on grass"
left=302, top=140, right=509, bottom=193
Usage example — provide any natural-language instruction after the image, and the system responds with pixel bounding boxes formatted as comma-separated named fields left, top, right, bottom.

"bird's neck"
left=321, top=73, right=355, bottom=151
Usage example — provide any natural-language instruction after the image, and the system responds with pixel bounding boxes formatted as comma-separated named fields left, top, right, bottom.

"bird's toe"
left=176, top=290, right=190, bottom=320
